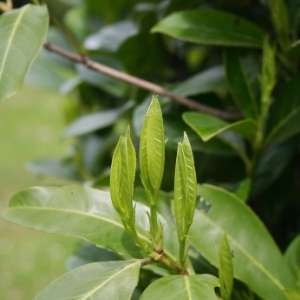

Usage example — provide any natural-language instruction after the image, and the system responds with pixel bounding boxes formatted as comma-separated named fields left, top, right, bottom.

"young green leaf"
left=261, top=38, right=276, bottom=110
left=140, top=95, right=165, bottom=202
left=33, top=260, right=141, bottom=300
left=151, top=10, right=265, bottom=48
left=110, top=126, right=136, bottom=223
left=269, top=0, right=290, bottom=51
left=174, top=132, right=197, bottom=238
left=0, top=4, right=48, bottom=102
left=190, top=184, right=297, bottom=300
left=139, top=274, right=220, bottom=300
left=219, top=235, right=234, bottom=300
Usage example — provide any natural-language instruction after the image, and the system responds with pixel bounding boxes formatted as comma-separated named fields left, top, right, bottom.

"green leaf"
left=34, top=260, right=141, bottom=300
left=171, top=65, right=226, bottom=97
left=139, top=274, right=220, bottom=300
left=183, top=112, right=257, bottom=143
left=233, top=178, right=251, bottom=202
left=219, top=235, right=233, bottom=300
left=284, top=289, right=300, bottom=300
left=285, top=235, right=300, bottom=279
left=66, top=241, right=120, bottom=270
left=2, top=186, right=142, bottom=258
left=174, top=133, right=197, bottom=238
left=190, top=184, right=297, bottom=300
left=164, top=115, right=240, bottom=156
left=0, top=4, right=48, bottom=101
left=224, top=48, right=259, bottom=118
left=260, top=38, right=276, bottom=109
left=269, top=0, right=290, bottom=50
left=134, top=100, right=239, bottom=156
left=76, top=56, right=127, bottom=97
left=110, top=127, right=136, bottom=222
left=266, top=75, right=300, bottom=144
left=64, top=101, right=133, bottom=137
left=252, top=139, right=297, bottom=195
left=26, top=49, right=75, bottom=91
left=84, top=20, right=138, bottom=51
left=27, top=157, right=82, bottom=181
left=2, top=186, right=179, bottom=262
left=151, top=9, right=265, bottom=48
left=140, top=96, right=165, bottom=199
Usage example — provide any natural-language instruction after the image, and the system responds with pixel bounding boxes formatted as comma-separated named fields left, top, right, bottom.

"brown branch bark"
left=44, top=41, right=242, bottom=120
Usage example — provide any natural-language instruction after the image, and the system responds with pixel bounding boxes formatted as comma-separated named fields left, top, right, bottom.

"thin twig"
left=44, top=41, right=242, bottom=120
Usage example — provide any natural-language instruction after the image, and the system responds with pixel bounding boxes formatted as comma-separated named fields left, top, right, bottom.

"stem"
left=179, top=237, right=187, bottom=270
left=141, top=252, right=188, bottom=275
left=49, top=14, right=86, bottom=57
left=150, top=204, right=159, bottom=233
left=43, top=41, right=242, bottom=120
left=249, top=102, right=269, bottom=178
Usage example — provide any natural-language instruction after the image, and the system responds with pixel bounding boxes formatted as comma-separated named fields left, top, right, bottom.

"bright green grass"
left=0, top=87, right=79, bottom=300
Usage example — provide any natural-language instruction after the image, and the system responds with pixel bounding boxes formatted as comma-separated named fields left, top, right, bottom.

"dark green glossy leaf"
left=285, top=235, right=300, bottom=279
left=219, top=235, right=233, bottom=300
left=224, top=48, right=259, bottom=118
left=139, top=274, right=220, bottom=300
left=190, top=184, right=297, bottom=300
left=183, top=112, right=257, bottom=143
left=266, top=75, right=300, bottom=144
left=34, top=260, right=141, bottom=300
left=152, top=9, right=265, bottom=48
left=0, top=4, right=48, bottom=101
left=252, top=139, right=297, bottom=195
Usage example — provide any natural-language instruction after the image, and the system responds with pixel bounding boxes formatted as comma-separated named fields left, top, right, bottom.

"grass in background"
left=0, top=87, right=79, bottom=300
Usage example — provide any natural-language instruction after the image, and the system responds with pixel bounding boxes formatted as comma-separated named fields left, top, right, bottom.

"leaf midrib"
left=0, top=6, right=29, bottom=81
left=184, top=276, right=193, bottom=299
left=81, top=261, right=139, bottom=300
left=5, top=206, right=177, bottom=262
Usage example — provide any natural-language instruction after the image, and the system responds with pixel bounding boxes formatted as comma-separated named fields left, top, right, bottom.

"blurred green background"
left=0, top=87, right=79, bottom=300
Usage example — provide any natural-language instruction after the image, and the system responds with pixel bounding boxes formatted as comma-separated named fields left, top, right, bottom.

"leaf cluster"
left=1, top=0, right=300, bottom=299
